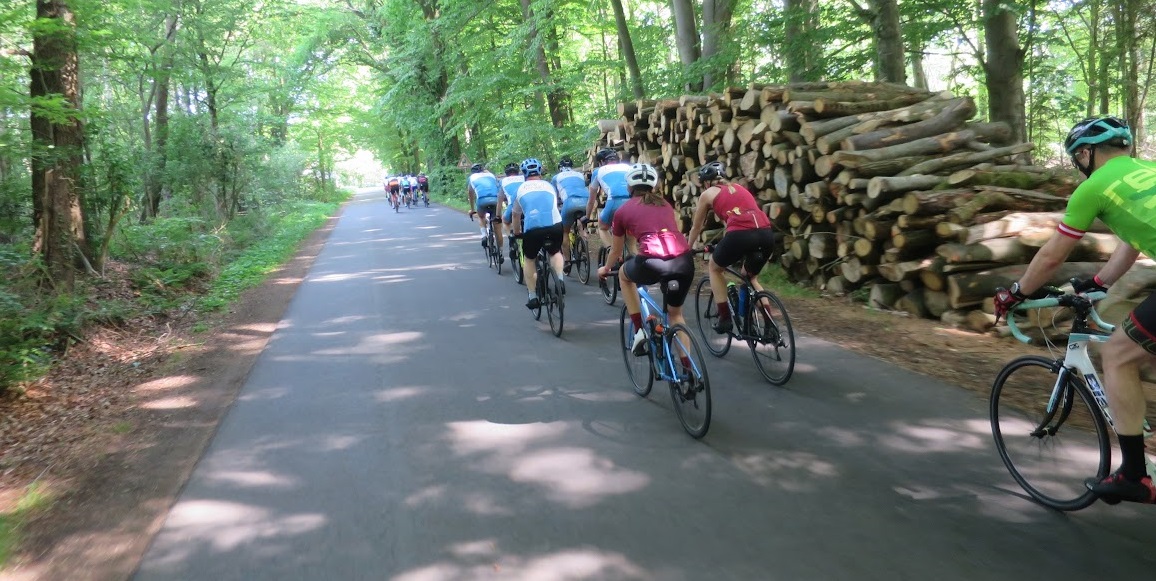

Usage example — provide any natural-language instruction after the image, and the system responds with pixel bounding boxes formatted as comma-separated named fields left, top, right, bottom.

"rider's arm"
left=686, top=188, right=716, bottom=248
left=467, top=183, right=476, bottom=209
left=511, top=198, right=524, bottom=235
left=1095, top=242, right=1142, bottom=286
left=1016, top=232, right=1082, bottom=295
left=586, top=180, right=600, bottom=216
left=605, top=234, right=626, bottom=267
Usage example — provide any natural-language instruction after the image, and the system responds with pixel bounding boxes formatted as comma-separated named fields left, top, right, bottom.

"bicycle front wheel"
left=747, top=291, right=796, bottom=385
left=599, top=247, right=617, bottom=305
left=620, top=306, right=653, bottom=397
left=693, top=277, right=732, bottom=357
left=666, top=323, right=712, bottom=439
left=575, top=237, right=591, bottom=285
left=546, top=269, right=564, bottom=337
left=511, top=243, right=524, bottom=285
left=991, top=355, right=1110, bottom=511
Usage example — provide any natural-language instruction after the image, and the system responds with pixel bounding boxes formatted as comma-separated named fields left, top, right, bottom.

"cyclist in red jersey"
left=598, top=163, right=695, bottom=354
left=686, top=161, right=777, bottom=333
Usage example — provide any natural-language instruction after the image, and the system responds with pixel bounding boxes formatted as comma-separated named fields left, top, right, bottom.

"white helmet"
left=626, top=163, right=659, bottom=189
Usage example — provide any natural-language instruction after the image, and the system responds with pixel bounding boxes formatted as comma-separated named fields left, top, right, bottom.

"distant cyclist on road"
left=586, top=149, right=632, bottom=250
left=499, top=163, right=526, bottom=260
left=993, top=116, right=1156, bottom=504
left=597, top=163, right=694, bottom=355
left=467, top=163, right=503, bottom=261
left=686, top=161, right=777, bottom=333
left=553, top=156, right=590, bottom=273
left=511, top=158, right=565, bottom=309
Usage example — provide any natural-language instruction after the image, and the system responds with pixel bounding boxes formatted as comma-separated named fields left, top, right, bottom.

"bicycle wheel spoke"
left=621, top=306, right=653, bottom=397
left=665, top=324, right=711, bottom=438
left=693, top=277, right=732, bottom=357
left=990, top=356, right=1110, bottom=511
left=747, top=292, right=795, bottom=385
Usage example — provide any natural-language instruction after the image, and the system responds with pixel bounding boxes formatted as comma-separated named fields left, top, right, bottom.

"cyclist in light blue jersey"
left=512, top=158, right=565, bottom=309
left=553, top=156, right=589, bottom=272
left=467, top=163, right=503, bottom=257
left=499, top=163, right=526, bottom=259
left=586, top=148, right=632, bottom=249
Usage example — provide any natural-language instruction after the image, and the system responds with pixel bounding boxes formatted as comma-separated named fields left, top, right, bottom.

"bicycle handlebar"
left=1006, top=290, right=1110, bottom=344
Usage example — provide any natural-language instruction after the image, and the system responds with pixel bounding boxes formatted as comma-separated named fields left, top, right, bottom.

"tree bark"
left=701, top=0, right=736, bottom=89
left=870, top=0, right=905, bottom=83
left=982, top=0, right=1028, bottom=145
left=670, top=0, right=702, bottom=92
left=610, top=0, right=645, bottom=99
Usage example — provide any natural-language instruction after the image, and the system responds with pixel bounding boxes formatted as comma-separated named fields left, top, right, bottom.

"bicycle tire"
left=547, top=269, right=564, bottom=337
left=511, top=242, right=524, bottom=285
left=494, top=229, right=503, bottom=276
left=747, top=291, right=796, bottom=385
left=620, top=306, right=653, bottom=397
left=576, top=237, right=591, bottom=285
left=531, top=256, right=544, bottom=320
left=599, top=247, right=617, bottom=305
left=990, top=355, right=1110, bottom=511
left=665, top=323, right=712, bottom=439
left=693, top=277, right=732, bottom=357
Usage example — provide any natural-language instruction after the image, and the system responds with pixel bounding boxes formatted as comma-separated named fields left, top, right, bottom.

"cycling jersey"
left=612, top=198, right=691, bottom=259
left=1060, top=156, right=1156, bottom=257
left=552, top=169, right=589, bottom=201
left=514, top=180, right=562, bottom=231
left=469, top=172, right=500, bottom=201
left=711, top=183, right=770, bottom=232
left=592, top=162, right=631, bottom=200
left=501, top=175, right=524, bottom=223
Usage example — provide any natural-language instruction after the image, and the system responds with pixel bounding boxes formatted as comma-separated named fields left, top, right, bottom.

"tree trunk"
left=982, top=0, right=1027, bottom=145
left=701, top=0, right=736, bottom=89
left=870, top=0, right=905, bottom=83
left=610, top=0, right=646, bottom=99
left=31, top=0, right=87, bottom=291
left=784, top=0, right=820, bottom=81
left=670, top=0, right=702, bottom=92
left=520, top=0, right=566, bottom=128
left=142, top=13, right=179, bottom=221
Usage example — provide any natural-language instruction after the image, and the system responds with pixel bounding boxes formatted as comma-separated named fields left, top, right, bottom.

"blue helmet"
left=1064, top=116, right=1132, bottom=155
left=520, top=158, right=543, bottom=178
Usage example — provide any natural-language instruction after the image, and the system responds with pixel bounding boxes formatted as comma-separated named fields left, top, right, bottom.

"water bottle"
left=726, top=282, right=738, bottom=310
left=738, top=286, right=749, bottom=316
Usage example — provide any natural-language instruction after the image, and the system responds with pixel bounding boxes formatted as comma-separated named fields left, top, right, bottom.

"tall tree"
left=784, top=0, right=821, bottom=81
left=519, top=0, right=566, bottom=127
left=848, top=0, right=906, bottom=83
left=670, top=0, right=701, bottom=92
left=30, top=0, right=87, bottom=290
left=983, top=0, right=1028, bottom=145
left=701, top=0, right=736, bottom=89
left=609, top=0, right=645, bottom=99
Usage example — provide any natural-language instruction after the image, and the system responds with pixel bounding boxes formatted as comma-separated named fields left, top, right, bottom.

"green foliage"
left=0, top=483, right=50, bottom=569
left=0, top=249, right=85, bottom=393
left=758, top=265, right=819, bottom=299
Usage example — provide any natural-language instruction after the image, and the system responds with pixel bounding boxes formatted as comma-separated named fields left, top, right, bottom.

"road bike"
left=613, top=272, right=712, bottom=438
left=510, top=236, right=524, bottom=285
left=526, top=240, right=564, bottom=337
left=692, top=250, right=795, bottom=385
left=567, top=216, right=592, bottom=285
left=471, top=210, right=503, bottom=274
left=992, top=288, right=1154, bottom=510
left=390, top=191, right=400, bottom=212
left=597, top=244, right=633, bottom=306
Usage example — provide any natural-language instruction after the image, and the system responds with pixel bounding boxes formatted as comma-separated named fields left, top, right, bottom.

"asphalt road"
left=134, top=188, right=1155, bottom=580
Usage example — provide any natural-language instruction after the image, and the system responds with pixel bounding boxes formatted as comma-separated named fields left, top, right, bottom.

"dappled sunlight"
left=134, top=374, right=199, bottom=392
left=729, top=450, right=839, bottom=491
left=376, top=386, right=436, bottom=402
left=373, top=273, right=413, bottom=284
left=509, top=448, right=649, bottom=508
left=404, top=484, right=447, bottom=507
left=313, top=272, right=371, bottom=282
left=815, top=426, right=867, bottom=447
left=145, top=500, right=326, bottom=569
left=446, top=421, right=569, bottom=456
left=313, top=331, right=425, bottom=356
left=317, top=433, right=364, bottom=451
left=142, top=395, right=198, bottom=410
left=393, top=546, right=649, bottom=581
left=203, top=470, right=298, bottom=489
left=238, top=386, right=290, bottom=401
left=878, top=419, right=987, bottom=454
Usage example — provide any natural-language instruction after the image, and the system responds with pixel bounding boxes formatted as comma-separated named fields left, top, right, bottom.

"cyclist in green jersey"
left=994, top=116, right=1156, bottom=504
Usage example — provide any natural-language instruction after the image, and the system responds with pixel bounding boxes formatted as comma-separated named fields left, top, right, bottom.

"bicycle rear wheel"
left=494, top=228, right=503, bottom=275
left=665, top=324, right=711, bottom=438
left=599, top=247, right=617, bottom=305
left=546, top=269, right=564, bottom=337
left=511, top=241, right=524, bottom=285
left=531, top=257, right=544, bottom=320
left=575, top=237, right=591, bottom=285
left=620, top=306, right=653, bottom=397
left=990, top=355, right=1110, bottom=511
left=693, top=277, right=732, bottom=357
left=747, top=291, right=795, bottom=385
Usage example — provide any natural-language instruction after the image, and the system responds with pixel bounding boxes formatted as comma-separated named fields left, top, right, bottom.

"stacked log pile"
left=589, top=80, right=1115, bottom=332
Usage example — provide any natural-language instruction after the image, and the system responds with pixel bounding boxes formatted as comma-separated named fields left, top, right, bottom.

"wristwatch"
left=1009, top=281, right=1027, bottom=300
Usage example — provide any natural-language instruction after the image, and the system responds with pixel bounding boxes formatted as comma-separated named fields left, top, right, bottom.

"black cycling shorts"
left=476, top=200, right=498, bottom=219
left=712, top=227, right=776, bottom=276
left=389, top=184, right=400, bottom=194
left=522, top=223, right=563, bottom=259
left=1123, top=292, right=1156, bottom=355
left=624, top=252, right=695, bottom=308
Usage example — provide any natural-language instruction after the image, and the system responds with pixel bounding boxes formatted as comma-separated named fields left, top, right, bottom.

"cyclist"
left=586, top=148, right=632, bottom=249
left=597, top=163, right=694, bottom=355
left=499, top=163, right=526, bottom=260
left=417, top=173, right=430, bottom=203
left=467, top=163, right=503, bottom=259
left=686, top=161, right=777, bottom=333
left=511, top=158, right=564, bottom=309
left=993, top=116, right=1156, bottom=504
left=553, top=156, right=590, bottom=273
left=387, top=175, right=401, bottom=207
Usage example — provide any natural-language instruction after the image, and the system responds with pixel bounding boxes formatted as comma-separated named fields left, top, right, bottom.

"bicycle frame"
left=636, top=286, right=704, bottom=383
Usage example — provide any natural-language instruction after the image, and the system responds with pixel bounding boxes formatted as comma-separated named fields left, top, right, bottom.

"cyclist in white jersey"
left=467, top=163, right=503, bottom=259
left=512, top=158, right=565, bottom=309
left=499, top=163, right=526, bottom=259
left=553, top=156, right=590, bottom=273
left=585, top=148, right=632, bottom=249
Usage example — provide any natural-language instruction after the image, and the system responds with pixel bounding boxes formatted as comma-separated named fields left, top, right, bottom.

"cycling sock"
left=717, top=302, right=731, bottom=320
left=480, top=228, right=486, bottom=237
left=681, top=356, right=692, bottom=370
left=1119, top=434, right=1147, bottom=481
left=630, top=312, right=643, bottom=330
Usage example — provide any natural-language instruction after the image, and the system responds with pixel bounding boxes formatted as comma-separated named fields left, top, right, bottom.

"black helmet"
left=1064, top=116, right=1132, bottom=155
left=697, top=161, right=725, bottom=182
left=595, top=148, right=620, bottom=164
left=470, top=163, right=484, bottom=173
left=504, top=162, right=519, bottom=176
left=559, top=156, right=574, bottom=170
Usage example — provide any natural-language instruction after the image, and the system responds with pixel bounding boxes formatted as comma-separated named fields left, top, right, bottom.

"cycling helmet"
left=559, top=156, right=574, bottom=170
left=595, top=148, right=620, bottom=164
left=504, top=162, right=519, bottom=176
left=520, top=158, right=543, bottom=178
left=697, top=161, right=725, bottom=183
left=626, top=163, right=659, bottom=189
left=470, top=163, right=484, bottom=173
left=1065, top=116, right=1132, bottom=154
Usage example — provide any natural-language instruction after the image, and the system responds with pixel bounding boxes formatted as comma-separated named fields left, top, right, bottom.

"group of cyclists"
left=465, top=149, right=779, bottom=356
left=455, top=114, right=1156, bottom=509
left=385, top=173, right=429, bottom=209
